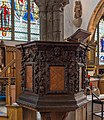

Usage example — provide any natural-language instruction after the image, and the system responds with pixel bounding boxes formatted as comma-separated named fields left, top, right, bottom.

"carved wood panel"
left=20, top=42, right=87, bottom=95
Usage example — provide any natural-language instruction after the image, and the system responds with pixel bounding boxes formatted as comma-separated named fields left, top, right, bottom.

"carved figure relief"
left=73, top=0, right=82, bottom=27
left=74, top=1, right=82, bottom=19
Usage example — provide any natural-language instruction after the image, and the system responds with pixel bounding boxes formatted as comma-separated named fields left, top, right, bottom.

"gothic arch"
left=87, top=0, right=104, bottom=42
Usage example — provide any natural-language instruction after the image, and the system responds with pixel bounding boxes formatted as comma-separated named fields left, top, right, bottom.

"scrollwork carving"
left=20, top=42, right=87, bottom=95
left=54, top=47, right=61, bottom=57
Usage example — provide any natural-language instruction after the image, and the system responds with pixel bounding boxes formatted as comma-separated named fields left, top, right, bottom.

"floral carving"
left=20, top=42, right=87, bottom=95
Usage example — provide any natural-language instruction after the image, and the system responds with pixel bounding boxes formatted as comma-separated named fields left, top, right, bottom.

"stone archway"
left=87, top=0, right=104, bottom=68
left=87, top=0, right=104, bottom=42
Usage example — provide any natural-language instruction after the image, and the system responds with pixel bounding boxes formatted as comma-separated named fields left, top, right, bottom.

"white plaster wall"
left=81, top=0, right=100, bottom=30
left=64, top=0, right=100, bottom=39
left=64, top=0, right=74, bottom=39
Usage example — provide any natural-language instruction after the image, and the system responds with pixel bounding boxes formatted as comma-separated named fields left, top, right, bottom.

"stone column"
left=52, top=2, right=63, bottom=41
left=37, top=0, right=69, bottom=41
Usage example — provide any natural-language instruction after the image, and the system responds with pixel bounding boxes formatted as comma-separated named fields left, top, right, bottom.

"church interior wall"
left=64, top=0, right=100, bottom=39
left=0, top=1, right=104, bottom=120
left=64, top=0, right=73, bottom=39
left=81, top=0, right=99, bottom=30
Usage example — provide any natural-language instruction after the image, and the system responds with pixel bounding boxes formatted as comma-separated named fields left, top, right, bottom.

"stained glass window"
left=0, top=0, right=11, bottom=40
left=30, top=0, right=39, bottom=41
left=95, top=18, right=104, bottom=65
left=98, top=19, right=104, bottom=65
left=0, top=0, right=40, bottom=41
left=14, top=0, right=28, bottom=41
left=14, top=0, right=40, bottom=41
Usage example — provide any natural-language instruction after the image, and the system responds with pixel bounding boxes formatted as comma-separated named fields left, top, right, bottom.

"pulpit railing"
left=0, top=59, right=16, bottom=77
left=92, top=93, right=104, bottom=120
left=0, top=59, right=16, bottom=105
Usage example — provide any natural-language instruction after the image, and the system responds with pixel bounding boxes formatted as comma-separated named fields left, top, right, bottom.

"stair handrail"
left=0, top=59, right=16, bottom=76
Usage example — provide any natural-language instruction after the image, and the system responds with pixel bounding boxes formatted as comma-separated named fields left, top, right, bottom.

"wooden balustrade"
left=0, top=59, right=16, bottom=77
left=0, top=59, right=16, bottom=105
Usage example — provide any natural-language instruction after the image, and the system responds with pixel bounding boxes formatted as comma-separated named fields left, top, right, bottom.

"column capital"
left=36, top=0, right=69, bottom=8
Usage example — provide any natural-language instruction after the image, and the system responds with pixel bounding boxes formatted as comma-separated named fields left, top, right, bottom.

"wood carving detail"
left=20, top=43, right=87, bottom=95
left=20, top=45, right=26, bottom=90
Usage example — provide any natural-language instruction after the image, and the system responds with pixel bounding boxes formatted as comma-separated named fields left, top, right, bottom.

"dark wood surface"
left=16, top=48, right=22, bottom=99
left=17, top=41, right=87, bottom=112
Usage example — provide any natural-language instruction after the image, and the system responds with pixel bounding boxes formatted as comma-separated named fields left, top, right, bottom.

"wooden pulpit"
left=16, top=38, right=89, bottom=120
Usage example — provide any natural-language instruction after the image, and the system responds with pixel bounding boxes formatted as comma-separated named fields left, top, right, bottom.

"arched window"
left=95, top=17, right=104, bottom=65
left=0, top=0, right=40, bottom=41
